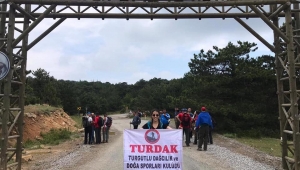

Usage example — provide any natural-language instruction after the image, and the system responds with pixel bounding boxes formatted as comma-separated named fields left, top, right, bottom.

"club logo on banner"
left=124, top=129, right=183, bottom=170
left=145, top=129, right=160, bottom=144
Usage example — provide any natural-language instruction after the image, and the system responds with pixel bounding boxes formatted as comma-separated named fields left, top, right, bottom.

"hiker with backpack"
left=130, top=111, right=141, bottom=129
left=160, top=109, right=171, bottom=126
left=82, top=113, right=93, bottom=144
left=192, top=111, right=199, bottom=145
left=137, top=110, right=143, bottom=118
left=91, top=112, right=96, bottom=144
left=103, top=113, right=112, bottom=143
left=188, top=108, right=194, bottom=140
left=195, top=107, right=213, bottom=151
left=142, top=109, right=172, bottom=129
left=174, top=107, right=180, bottom=129
left=160, top=109, right=170, bottom=126
left=94, top=112, right=103, bottom=144
left=176, top=108, right=192, bottom=147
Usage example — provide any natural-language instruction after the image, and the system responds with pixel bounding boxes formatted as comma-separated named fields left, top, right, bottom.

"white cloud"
left=25, top=13, right=276, bottom=84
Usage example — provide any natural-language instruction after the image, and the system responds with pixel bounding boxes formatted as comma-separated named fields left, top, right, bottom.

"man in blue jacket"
left=160, top=109, right=170, bottom=126
left=195, top=106, right=213, bottom=151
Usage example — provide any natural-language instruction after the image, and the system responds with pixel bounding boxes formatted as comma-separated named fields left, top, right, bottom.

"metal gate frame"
left=0, top=0, right=298, bottom=169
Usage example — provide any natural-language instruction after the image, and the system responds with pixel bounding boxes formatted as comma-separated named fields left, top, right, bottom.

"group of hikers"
left=130, top=107, right=215, bottom=151
left=82, top=112, right=112, bottom=145
left=82, top=107, right=215, bottom=151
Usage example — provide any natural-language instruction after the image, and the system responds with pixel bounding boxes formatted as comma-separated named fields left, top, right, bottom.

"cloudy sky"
left=20, top=5, right=278, bottom=85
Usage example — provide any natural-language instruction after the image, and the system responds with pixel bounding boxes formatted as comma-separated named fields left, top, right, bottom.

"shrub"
left=40, top=128, right=72, bottom=145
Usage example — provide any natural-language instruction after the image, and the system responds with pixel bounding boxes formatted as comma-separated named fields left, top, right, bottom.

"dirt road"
left=23, top=114, right=282, bottom=170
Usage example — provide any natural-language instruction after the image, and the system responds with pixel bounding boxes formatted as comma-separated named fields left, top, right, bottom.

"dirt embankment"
left=23, top=105, right=77, bottom=142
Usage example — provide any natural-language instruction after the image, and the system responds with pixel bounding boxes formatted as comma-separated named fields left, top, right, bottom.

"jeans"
left=91, top=126, right=95, bottom=143
left=103, top=126, right=110, bottom=142
left=194, top=128, right=199, bottom=144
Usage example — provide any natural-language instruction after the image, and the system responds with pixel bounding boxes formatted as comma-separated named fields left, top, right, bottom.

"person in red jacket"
left=94, top=112, right=103, bottom=144
left=176, top=108, right=192, bottom=147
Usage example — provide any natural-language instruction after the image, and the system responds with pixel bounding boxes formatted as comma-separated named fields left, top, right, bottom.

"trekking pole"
left=130, top=122, right=131, bottom=129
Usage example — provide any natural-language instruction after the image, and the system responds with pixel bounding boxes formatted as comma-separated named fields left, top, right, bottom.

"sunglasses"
left=152, top=114, right=159, bottom=117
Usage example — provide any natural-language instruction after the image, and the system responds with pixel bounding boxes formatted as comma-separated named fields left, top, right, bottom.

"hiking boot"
left=197, top=148, right=202, bottom=151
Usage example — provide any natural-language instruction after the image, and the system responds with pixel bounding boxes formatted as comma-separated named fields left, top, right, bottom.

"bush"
left=40, top=128, right=72, bottom=145
left=23, top=140, right=41, bottom=148
left=23, top=128, right=73, bottom=148
left=120, top=108, right=126, bottom=113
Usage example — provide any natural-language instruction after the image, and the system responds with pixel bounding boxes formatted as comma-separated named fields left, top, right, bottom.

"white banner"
left=123, top=129, right=183, bottom=170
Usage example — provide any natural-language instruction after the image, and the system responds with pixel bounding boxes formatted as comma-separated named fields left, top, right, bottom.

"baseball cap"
left=182, top=108, right=187, bottom=112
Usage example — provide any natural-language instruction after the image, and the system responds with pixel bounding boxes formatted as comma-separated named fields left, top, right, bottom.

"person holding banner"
left=142, top=109, right=172, bottom=129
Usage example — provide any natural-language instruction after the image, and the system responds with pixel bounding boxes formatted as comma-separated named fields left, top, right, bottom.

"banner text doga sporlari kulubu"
left=123, top=129, right=183, bottom=170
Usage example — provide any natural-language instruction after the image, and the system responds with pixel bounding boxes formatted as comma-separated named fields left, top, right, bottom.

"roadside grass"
left=107, top=111, right=123, bottom=115
left=25, top=104, right=60, bottom=115
left=224, top=134, right=281, bottom=157
left=70, top=115, right=83, bottom=128
left=23, top=128, right=73, bottom=149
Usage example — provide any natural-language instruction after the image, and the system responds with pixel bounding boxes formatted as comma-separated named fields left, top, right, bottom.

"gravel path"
left=23, top=114, right=282, bottom=170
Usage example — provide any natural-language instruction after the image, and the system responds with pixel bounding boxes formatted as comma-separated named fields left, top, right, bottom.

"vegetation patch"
left=25, top=104, right=60, bottom=115
left=235, top=137, right=281, bottom=157
left=70, top=115, right=83, bottom=128
left=23, top=128, right=72, bottom=148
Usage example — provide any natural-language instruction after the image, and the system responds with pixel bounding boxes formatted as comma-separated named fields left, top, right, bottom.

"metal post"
left=0, top=4, right=6, bottom=48
left=285, top=4, right=300, bottom=170
left=272, top=3, right=288, bottom=169
left=15, top=4, right=30, bottom=170
left=0, top=6, right=15, bottom=170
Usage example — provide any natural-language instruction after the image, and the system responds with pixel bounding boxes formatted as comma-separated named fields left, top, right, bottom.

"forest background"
left=24, top=41, right=282, bottom=138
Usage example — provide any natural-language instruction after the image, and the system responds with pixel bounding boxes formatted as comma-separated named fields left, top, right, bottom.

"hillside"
left=23, top=104, right=77, bottom=142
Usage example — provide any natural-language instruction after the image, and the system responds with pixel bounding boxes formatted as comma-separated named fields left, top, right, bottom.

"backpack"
left=82, top=117, right=92, bottom=128
left=138, top=112, right=142, bottom=118
left=106, top=117, right=112, bottom=127
left=182, top=113, right=190, bottom=126
left=137, top=117, right=141, bottom=125
left=147, top=121, right=163, bottom=129
left=98, top=117, right=104, bottom=127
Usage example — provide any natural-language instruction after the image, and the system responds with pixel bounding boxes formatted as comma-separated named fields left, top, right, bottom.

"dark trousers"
left=84, top=126, right=92, bottom=144
left=133, top=125, right=138, bottom=129
left=194, top=128, right=199, bottom=144
left=183, top=128, right=190, bottom=146
left=175, top=119, right=180, bottom=129
left=208, top=126, right=213, bottom=144
left=198, top=125, right=209, bottom=150
left=91, top=126, right=95, bottom=143
left=95, top=127, right=101, bottom=144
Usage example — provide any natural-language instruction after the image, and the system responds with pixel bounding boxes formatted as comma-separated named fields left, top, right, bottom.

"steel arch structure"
left=0, top=0, right=298, bottom=169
